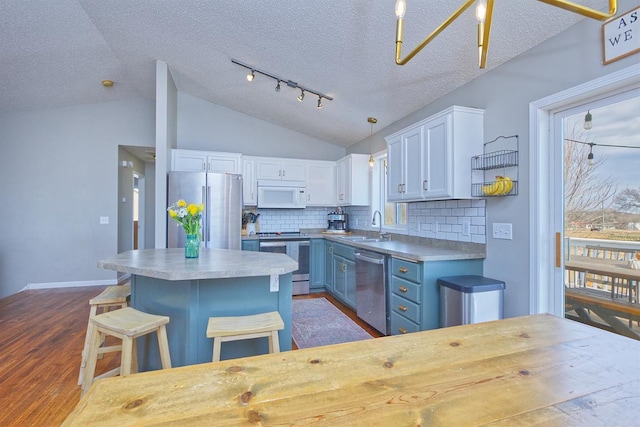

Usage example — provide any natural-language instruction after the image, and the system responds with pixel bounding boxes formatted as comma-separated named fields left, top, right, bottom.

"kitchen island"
left=98, top=248, right=297, bottom=369
left=63, top=314, right=640, bottom=426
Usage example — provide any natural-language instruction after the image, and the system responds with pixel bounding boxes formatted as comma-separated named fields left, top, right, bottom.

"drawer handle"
left=399, top=286, right=408, bottom=293
left=398, top=305, right=408, bottom=312
left=399, top=267, right=408, bottom=273
left=398, top=327, right=408, bottom=334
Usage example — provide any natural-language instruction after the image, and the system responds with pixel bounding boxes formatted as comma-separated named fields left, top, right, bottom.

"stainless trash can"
left=438, top=275, right=505, bottom=327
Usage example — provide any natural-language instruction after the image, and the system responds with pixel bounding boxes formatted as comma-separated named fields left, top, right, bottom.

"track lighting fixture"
left=394, top=0, right=617, bottom=68
left=231, top=59, right=333, bottom=107
left=584, top=111, right=593, bottom=130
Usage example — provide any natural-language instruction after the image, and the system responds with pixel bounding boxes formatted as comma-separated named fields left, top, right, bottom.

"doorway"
left=530, top=63, right=640, bottom=317
left=133, top=172, right=145, bottom=250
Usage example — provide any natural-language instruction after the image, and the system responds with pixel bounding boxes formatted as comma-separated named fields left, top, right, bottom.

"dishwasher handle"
left=354, top=251, right=385, bottom=265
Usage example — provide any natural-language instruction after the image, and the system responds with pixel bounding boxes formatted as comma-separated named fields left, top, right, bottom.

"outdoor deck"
left=564, top=237, right=640, bottom=339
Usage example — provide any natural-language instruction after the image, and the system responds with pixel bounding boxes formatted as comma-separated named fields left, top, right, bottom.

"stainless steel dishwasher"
left=354, top=250, right=389, bottom=335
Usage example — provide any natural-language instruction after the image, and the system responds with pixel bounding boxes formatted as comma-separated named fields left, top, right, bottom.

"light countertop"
left=98, top=248, right=297, bottom=281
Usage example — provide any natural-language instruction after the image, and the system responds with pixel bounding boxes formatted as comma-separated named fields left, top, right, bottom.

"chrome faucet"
left=372, top=210, right=385, bottom=238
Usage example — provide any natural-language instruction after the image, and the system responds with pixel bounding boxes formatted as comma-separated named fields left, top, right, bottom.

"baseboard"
left=24, top=274, right=131, bottom=291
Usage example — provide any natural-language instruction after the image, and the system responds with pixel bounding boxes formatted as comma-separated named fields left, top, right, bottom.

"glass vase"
left=185, top=234, right=200, bottom=258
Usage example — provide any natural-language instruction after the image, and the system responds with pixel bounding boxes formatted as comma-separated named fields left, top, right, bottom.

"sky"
left=565, top=94, right=640, bottom=192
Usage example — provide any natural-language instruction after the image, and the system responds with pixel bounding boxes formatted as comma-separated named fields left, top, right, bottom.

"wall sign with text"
left=602, top=6, right=639, bottom=64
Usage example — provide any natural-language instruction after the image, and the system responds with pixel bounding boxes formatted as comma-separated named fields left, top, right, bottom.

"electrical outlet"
left=99, top=216, right=109, bottom=225
left=492, top=223, right=512, bottom=240
left=462, top=220, right=470, bottom=236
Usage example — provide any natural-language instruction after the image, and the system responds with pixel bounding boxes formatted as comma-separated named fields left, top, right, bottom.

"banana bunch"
left=481, top=176, right=513, bottom=196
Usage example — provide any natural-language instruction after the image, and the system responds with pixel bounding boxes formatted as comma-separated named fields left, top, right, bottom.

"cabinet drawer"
left=391, top=277, right=421, bottom=304
left=391, top=294, right=421, bottom=323
left=390, top=311, right=420, bottom=335
left=332, top=243, right=355, bottom=260
left=391, top=258, right=421, bottom=283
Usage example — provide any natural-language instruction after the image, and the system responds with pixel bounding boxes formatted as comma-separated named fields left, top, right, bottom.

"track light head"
left=275, top=81, right=281, bottom=92
left=298, top=89, right=305, bottom=102
left=317, top=96, right=323, bottom=109
left=247, top=70, right=255, bottom=82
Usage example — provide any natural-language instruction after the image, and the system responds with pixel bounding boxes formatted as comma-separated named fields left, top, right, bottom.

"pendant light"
left=584, top=110, right=593, bottom=130
left=368, top=117, right=377, bottom=168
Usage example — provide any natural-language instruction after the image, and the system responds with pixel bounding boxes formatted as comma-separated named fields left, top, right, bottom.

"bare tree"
left=564, top=123, right=616, bottom=227
left=614, top=188, right=640, bottom=213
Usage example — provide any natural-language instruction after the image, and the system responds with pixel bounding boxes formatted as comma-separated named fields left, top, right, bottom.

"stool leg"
left=81, top=324, right=102, bottom=397
left=78, top=304, right=99, bottom=386
left=157, top=325, right=172, bottom=369
left=212, top=337, right=222, bottom=362
left=270, top=330, right=281, bottom=354
left=121, top=336, right=134, bottom=377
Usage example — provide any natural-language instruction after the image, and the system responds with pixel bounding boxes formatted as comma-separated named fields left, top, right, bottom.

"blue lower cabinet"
left=389, top=257, right=483, bottom=335
left=330, top=243, right=356, bottom=310
left=324, top=242, right=334, bottom=290
left=309, top=239, right=325, bottom=291
left=241, top=239, right=259, bottom=251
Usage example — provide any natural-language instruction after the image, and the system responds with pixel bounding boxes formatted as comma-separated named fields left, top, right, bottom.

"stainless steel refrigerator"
left=167, top=172, right=243, bottom=250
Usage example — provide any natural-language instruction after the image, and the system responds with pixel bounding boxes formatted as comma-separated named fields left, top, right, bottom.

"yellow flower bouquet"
left=167, top=199, right=204, bottom=237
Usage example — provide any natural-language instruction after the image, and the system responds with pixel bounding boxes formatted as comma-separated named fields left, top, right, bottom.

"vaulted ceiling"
left=1, top=1, right=603, bottom=147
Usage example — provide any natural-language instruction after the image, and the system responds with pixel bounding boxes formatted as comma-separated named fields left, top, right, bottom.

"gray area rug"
left=292, top=298, right=373, bottom=349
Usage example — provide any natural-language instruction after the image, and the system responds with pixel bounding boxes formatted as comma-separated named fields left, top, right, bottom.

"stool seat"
left=93, top=307, right=170, bottom=337
left=206, top=311, right=284, bottom=361
left=81, top=307, right=171, bottom=396
left=89, top=284, right=131, bottom=306
left=78, top=285, right=131, bottom=386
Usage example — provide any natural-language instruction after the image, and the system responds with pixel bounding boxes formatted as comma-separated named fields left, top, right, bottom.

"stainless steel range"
left=258, top=232, right=310, bottom=295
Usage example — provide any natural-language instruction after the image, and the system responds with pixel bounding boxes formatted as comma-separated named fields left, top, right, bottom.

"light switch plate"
left=493, top=223, right=512, bottom=240
left=99, top=216, right=109, bottom=225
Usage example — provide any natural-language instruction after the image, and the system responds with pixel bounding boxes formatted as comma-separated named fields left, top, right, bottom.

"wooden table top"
left=63, top=315, right=640, bottom=426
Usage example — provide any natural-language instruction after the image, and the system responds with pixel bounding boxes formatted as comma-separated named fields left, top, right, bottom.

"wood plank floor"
left=0, top=286, right=381, bottom=426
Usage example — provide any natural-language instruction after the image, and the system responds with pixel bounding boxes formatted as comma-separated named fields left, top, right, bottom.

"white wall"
left=177, top=93, right=345, bottom=160
left=348, top=0, right=638, bottom=318
left=0, top=99, right=155, bottom=298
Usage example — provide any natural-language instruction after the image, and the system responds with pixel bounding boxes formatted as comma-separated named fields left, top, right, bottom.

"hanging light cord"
left=565, top=138, right=640, bottom=150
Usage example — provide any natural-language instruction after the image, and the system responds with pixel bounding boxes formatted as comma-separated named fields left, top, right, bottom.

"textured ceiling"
left=1, top=1, right=603, bottom=147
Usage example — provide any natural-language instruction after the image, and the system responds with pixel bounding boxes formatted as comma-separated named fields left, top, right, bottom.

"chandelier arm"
left=479, top=0, right=494, bottom=69
left=536, top=0, right=617, bottom=20
left=395, top=0, right=477, bottom=66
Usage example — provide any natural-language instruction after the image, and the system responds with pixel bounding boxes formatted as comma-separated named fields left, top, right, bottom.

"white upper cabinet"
left=385, top=106, right=483, bottom=201
left=306, top=160, right=336, bottom=206
left=171, top=149, right=241, bottom=174
left=255, top=157, right=306, bottom=181
left=242, top=157, right=257, bottom=206
left=336, top=154, right=370, bottom=206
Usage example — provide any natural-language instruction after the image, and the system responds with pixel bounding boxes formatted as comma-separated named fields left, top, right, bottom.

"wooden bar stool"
left=77, top=284, right=131, bottom=386
left=206, top=311, right=284, bottom=362
left=81, top=307, right=172, bottom=396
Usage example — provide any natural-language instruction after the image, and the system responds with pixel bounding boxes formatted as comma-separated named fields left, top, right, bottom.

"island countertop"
left=98, top=248, right=298, bottom=281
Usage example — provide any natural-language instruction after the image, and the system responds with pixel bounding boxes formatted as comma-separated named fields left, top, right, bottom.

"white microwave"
left=257, top=180, right=307, bottom=209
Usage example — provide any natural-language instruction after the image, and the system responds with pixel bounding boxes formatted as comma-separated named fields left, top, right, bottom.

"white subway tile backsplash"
left=252, top=199, right=486, bottom=245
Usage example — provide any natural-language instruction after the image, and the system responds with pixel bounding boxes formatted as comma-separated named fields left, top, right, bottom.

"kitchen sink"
left=338, top=236, right=369, bottom=241
left=337, top=236, right=383, bottom=243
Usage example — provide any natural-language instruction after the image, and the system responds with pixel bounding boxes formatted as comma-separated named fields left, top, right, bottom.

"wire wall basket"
left=471, top=150, right=518, bottom=170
